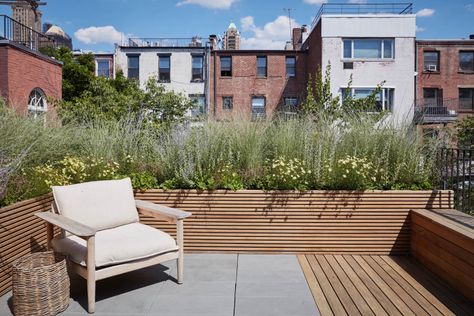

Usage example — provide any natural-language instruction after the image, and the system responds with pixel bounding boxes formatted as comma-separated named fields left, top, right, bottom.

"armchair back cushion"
left=52, top=178, right=139, bottom=231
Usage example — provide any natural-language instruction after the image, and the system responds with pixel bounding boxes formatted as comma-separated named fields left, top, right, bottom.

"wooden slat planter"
left=0, top=189, right=453, bottom=297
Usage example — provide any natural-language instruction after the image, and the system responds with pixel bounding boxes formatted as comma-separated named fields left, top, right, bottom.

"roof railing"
left=123, top=37, right=204, bottom=48
left=0, top=15, right=56, bottom=52
left=311, top=3, right=413, bottom=30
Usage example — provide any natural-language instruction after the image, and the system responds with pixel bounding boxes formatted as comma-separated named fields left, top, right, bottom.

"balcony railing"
left=311, top=3, right=413, bottom=30
left=414, top=98, right=460, bottom=124
left=0, top=15, right=56, bottom=52
left=123, top=37, right=204, bottom=48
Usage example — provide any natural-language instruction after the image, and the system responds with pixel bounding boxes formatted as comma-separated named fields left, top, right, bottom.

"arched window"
left=28, top=88, right=47, bottom=117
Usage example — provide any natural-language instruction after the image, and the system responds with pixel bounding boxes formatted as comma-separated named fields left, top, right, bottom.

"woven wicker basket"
left=12, top=251, right=70, bottom=316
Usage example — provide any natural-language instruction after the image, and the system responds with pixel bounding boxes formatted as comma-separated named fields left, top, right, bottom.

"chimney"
left=470, top=34, right=474, bottom=40
left=209, top=34, right=218, bottom=50
left=292, top=27, right=303, bottom=50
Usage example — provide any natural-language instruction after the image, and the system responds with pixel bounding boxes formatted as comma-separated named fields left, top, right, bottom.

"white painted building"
left=115, top=38, right=209, bottom=116
left=305, top=4, right=416, bottom=124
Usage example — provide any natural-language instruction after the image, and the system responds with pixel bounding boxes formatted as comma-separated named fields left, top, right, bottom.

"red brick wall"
left=210, top=51, right=307, bottom=119
left=416, top=41, right=474, bottom=117
left=303, top=22, right=322, bottom=77
left=0, top=43, right=62, bottom=115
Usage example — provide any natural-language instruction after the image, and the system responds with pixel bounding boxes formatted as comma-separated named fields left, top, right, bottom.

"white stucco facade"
left=320, top=15, right=416, bottom=124
left=115, top=46, right=209, bottom=115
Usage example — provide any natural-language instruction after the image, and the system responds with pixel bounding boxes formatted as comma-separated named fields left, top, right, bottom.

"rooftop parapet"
left=121, top=37, right=205, bottom=48
left=311, top=3, right=413, bottom=30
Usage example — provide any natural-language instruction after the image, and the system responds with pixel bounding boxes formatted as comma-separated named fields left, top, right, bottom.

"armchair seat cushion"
left=51, top=223, right=178, bottom=268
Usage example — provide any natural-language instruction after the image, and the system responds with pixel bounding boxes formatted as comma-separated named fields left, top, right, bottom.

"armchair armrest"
left=135, top=199, right=191, bottom=223
left=35, top=212, right=96, bottom=237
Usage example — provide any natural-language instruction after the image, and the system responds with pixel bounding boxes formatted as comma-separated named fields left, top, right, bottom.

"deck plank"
left=325, top=255, right=374, bottom=316
left=333, top=255, right=387, bottom=316
left=380, top=256, right=454, bottom=316
left=298, top=255, right=474, bottom=316
left=364, top=256, right=429, bottom=316
left=298, top=255, right=334, bottom=316
left=343, top=255, right=402, bottom=316
left=306, top=255, right=348, bottom=316
left=316, top=255, right=361, bottom=316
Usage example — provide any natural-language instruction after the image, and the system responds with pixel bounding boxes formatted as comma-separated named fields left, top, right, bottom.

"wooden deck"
left=298, top=255, right=474, bottom=316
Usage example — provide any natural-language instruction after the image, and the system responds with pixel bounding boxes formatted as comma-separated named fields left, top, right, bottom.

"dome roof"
left=45, top=25, right=71, bottom=40
left=228, top=22, right=237, bottom=30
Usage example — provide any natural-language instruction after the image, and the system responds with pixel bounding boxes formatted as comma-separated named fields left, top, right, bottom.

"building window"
left=286, top=56, right=296, bottom=77
left=459, top=51, right=474, bottom=72
left=342, top=88, right=394, bottom=112
left=28, top=88, right=47, bottom=117
left=284, top=97, right=298, bottom=107
left=222, top=96, right=233, bottom=110
left=423, top=51, right=440, bottom=72
left=158, top=55, right=171, bottom=83
left=127, top=55, right=139, bottom=80
left=423, top=88, right=441, bottom=106
left=251, top=96, right=266, bottom=119
left=221, top=56, right=232, bottom=77
left=192, top=55, right=204, bottom=81
left=256, top=56, right=267, bottom=77
left=343, top=39, right=394, bottom=59
left=189, top=94, right=206, bottom=116
left=459, top=88, right=474, bottom=110
left=97, top=59, right=110, bottom=78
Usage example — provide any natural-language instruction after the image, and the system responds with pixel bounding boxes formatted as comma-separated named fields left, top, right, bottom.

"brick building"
left=209, top=50, right=307, bottom=119
left=415, top=39, right=474, bottom=128
left=0, top=41, right=62, bottom=116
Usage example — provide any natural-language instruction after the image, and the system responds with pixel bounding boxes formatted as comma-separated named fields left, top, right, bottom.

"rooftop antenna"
left=283, top=8, right=292, bottom=41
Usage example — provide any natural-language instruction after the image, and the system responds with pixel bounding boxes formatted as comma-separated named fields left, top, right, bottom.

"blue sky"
left=1, top=0, right=473, bottom=52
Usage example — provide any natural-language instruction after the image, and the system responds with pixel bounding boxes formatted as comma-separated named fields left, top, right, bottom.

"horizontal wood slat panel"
left=0, top=190, right=453, bottom=297
left=410, top=209, right=474, bottom=302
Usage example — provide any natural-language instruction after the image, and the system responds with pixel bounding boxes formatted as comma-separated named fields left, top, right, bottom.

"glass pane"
left=424, top=52, right=439, bottom=70
left=459, top=89, right=473, bottom=109
left=284, top=98, right=298, bottom=106
left=97, top=60, right=110, bottom=77
left=128, top=68, right=139, bottom=79
left=286, top=57, right=295, bottom=66
left=257, top=57, right=266, bottom=67
left=353, top=89, right=375, bottom=99
left=459, top=52, right=474, bottom=71
left=221, top=57, right=231, bottom=70
left=223, top=97, right=233, bottom=109
left=192, top=56, right=203, bottom=68
left=159, top=56, right=170, bottom=69
left=252, top=97, right=265, bottom=108
left=354, top=40, right=381, bottom=58
left=383, top=40, right=393, bottom=58
left=128, top=56, right=139, bottom=68
left=343, top=40, right=352, bottom=58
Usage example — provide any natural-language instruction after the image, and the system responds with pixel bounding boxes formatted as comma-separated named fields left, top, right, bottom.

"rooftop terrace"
left=311, top=3, right=414, bottom=30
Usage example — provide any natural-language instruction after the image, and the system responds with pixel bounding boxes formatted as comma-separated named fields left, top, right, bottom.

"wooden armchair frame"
left=35, top=199, right=191, bottom=314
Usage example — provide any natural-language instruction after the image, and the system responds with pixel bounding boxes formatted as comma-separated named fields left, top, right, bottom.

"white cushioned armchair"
left=35, top=178, right=191, bottom=314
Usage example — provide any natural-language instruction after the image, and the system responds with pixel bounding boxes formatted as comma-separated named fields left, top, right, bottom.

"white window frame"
left=342, top=39, right=395, bottom=60
left=28, top=88, right=47, bottom=118
left=341, top=86, right=395, bottom=112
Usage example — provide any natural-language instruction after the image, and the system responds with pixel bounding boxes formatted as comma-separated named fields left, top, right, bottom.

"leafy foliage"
left=456, top=117, right=474, bottom=149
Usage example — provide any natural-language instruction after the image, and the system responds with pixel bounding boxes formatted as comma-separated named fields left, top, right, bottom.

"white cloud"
left=466, top=4, right=474, bottom=12
left=74, top=26, right=124, bottom=44
left=416, top=8, right=435, bottom=17
left=176, top=0, right=237, bottom=9
left=240, top=16, right=255, bottom=32
left=303, top=0, right=327, bottom=4
left=240, top=15, right=301, bottom=49
left=416, top=25, right=426, bottom=33
left=348, top=0, right=367, bottom=3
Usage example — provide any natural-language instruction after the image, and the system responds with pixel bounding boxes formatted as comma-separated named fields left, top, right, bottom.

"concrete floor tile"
left=235, top=295, right=320, bottom=316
